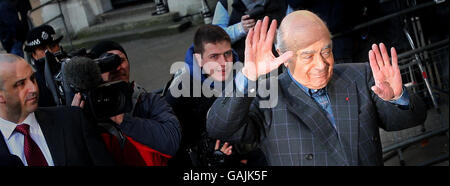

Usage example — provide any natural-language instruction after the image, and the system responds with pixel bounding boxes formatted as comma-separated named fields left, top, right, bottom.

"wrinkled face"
left=200, top=41, right=233, bottom=82
left=32, top=42, right=61, bottom=60
left=101, top=50, right=130, bottom=83
left=289, top=37, right=334, bottom=89
left=0, top=60, right=39, bottom=119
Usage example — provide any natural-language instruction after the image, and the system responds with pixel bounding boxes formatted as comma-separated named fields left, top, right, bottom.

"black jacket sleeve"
left=364, top=64, right=428, bottom=131
left=76, top=107, right=116, bottom=165
left=118, top=92, right=182, bottom=156
left=206, top=78, right=268, bottom=145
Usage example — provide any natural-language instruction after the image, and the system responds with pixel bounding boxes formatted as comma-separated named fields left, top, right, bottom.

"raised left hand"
left=368, top=43, right=403, bottom=101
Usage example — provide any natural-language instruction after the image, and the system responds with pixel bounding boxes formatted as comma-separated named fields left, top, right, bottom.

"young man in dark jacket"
left=72, top=41, right=181, bottom=166
left=165, top=25, right=266, bottom=167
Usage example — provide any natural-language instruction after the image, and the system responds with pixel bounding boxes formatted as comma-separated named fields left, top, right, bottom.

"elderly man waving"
left=206, top=10, right=427, bottom=166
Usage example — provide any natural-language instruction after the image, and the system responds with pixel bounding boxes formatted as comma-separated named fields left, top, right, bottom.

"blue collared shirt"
left=287, top=69, right=336, bottom=127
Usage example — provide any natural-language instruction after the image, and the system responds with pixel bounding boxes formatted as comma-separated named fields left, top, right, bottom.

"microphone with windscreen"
left=61, top=56, right=133, bottom=121
left=62, top=56, right=103, bottom=93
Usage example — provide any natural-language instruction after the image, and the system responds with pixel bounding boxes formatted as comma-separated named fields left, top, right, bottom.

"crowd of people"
left=1, top=0, right=428, bottom=166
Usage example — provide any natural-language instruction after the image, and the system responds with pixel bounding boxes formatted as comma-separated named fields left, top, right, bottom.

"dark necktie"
left=310, top=89, right=336, bottom=127
left=15, top=124, right=49, bottom=166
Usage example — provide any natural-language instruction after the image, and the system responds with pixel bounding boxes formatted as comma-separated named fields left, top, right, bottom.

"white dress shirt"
left=0, top=113, right=54, bottom=166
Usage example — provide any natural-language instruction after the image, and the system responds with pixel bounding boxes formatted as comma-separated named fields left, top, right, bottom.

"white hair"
left=275, top=28, right=287, bottom=53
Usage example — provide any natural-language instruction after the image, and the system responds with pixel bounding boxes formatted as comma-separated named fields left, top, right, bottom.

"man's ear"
left=276, top=49, right=289, bottom=67
left=0, top=92, right=6, bottom=104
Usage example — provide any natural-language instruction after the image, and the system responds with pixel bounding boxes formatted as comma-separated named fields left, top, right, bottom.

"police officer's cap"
left=24, top=25, right=63, bottom=52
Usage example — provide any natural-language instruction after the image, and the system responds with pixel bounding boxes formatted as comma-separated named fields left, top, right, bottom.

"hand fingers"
left=221, top=142, right=229, bottom=152
left=221, top=144, right=232, bottom=155
left=243, top=21, right=256, bottom=31
left=80, top=100, right=85, bottom=109
left=265, top=19, right=278, bottom=47
left=372, top=84, right=393, bottom=100
left=260, top=16, right=270, bottom=43
left=372, top=44, right=384, bottom=69
left=215, top=140, right=220, bottom=150
left=244, top=22, right=256, bottom=29
left=245, top=28, right=254, bottom=63
left=379, top=43, right=391, bottom=67
left=371, top=86, right=382, bottom=96
left=391, top=47, right=399, bottom=70
left=272, top=51, right=293, bottom=69
left=368, top=50, right=380, bottom=81
left=247, top=19, right=256, bottom=24
left=252, top=20, right=262, bottom=47
left=241, top=14, right=250, bottom=20
left=224, top=146, right=232, bottom=155
left=242, top=19, right=255, bottom=25
left=71, top=93, right=81, bottom=106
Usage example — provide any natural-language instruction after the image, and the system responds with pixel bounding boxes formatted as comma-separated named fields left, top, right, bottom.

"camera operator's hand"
left=215, top=140, right=232, bottom=155
left=241, top=15, right=256, bottom=33
left=71, top=93, right=85, bottom=108
left=110, top=113, right=124, bottom=125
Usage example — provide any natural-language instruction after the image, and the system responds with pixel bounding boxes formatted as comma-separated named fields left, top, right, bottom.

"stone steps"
left=94, top=2, right=156, bottom=23
left=63, top=19, right=191, bottom=50
left=62, top=2, right=191, bottom=51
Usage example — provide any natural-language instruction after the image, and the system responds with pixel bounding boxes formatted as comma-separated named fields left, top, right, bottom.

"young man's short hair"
left=193, top=25, right=231, bottom=54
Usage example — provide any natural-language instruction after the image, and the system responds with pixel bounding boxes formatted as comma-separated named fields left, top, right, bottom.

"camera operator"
left=71, top=41, right=181, bottom=166
left=23, top=25, right=65, bottom=107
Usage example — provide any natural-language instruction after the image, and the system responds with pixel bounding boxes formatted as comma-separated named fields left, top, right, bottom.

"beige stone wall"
left=28, top=0, right=44, bottom=27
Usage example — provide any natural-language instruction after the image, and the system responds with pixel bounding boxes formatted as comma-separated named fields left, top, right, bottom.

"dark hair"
left=90, top=40, right=128, bottom=60
left=193, top=25, right=231, bottom=54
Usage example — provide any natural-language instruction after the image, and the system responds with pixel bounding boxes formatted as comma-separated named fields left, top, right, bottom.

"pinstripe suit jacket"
left=206, top=63, right=427, bottom=166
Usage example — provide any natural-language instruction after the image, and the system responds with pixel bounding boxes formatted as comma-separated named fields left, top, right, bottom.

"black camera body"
left=44, top=49, right=133, bottom=122
left=93, top=52, right=123, bottom=73
left=85, top=80, right=133, bottom=121
left=245, top=5, right=265, bottom=20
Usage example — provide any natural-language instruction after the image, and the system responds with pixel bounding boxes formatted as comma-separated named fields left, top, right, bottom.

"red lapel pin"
left=345, top=97, right=349, bottom=101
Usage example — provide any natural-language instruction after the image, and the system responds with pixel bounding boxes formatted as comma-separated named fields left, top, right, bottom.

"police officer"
left=23, top=25, right=65, bottom=107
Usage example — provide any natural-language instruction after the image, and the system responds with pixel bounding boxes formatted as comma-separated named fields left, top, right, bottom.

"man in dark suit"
left=0, top=54, right=115, bottom=166
left=206, top=11, right=427, bottom=166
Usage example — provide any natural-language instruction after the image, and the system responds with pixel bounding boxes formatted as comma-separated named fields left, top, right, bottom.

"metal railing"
left=378, top=0, right=448, bottom=166
left=330, top=0, right=449, bottom=166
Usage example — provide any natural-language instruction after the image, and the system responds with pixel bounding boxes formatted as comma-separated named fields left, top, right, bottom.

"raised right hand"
left=215, top=140, right=232, bottom=155
left=241, top=16, right=293, bottom=81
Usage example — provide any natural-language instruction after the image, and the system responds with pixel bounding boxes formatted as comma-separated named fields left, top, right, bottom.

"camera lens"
left=89, top=84, right=126, bottom=118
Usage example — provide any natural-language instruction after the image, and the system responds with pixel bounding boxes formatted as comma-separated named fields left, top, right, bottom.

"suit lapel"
left=279, top=73, right=348, bottom=165
left=327, top=67, right=360, bottom=165
left=0, top=131, right=13, bottom=157
left=0, top=126, right=24, bottom=166
left=35, top=109, right=66, bottom=166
